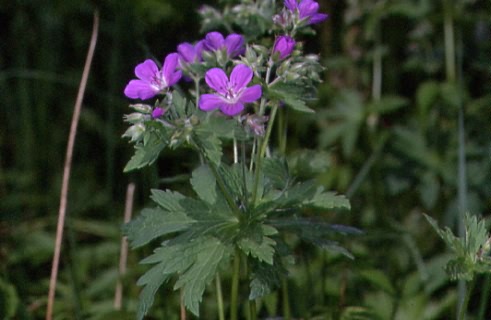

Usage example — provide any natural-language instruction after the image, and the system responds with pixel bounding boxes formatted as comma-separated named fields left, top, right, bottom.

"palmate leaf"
left=136, top=237, right=231, bottom=319
left=239, top=236, right=276, bottom=265
left=124, top=130, right=167, bottom=172
left=190, top=164, right=217, bottom=204
left=124, top=207, right=193, bottom=248
left=249, top=260, right=284, bottom=300
left=266, top=82, right=315, bottom=113
left=304, top=186, right=351, bottom=210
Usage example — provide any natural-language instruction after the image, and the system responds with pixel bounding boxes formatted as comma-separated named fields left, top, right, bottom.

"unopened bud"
left=129, top=103, right=152, bottom=113
left=122, top=123, right=145, bottom=142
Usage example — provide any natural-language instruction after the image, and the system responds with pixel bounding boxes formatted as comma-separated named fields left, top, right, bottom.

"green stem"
left=249, top=299, right=257, bottom=320
left=443, top=0, right=456, bottom=83
left=208, top=161, right=242, bottom=219
left=277, top=107, right=287, bottom=155
left=281, top=278, right=291, bottom=320
left=251, top=104, right=279, bottom=205
left=458, top=280, right=474, bottom=320
left=194, top=76, right=200, bottom=109
left=477, top=275, right=490, bottom=320
left=230, top=252, right=241, bottom=320
left=216, top=274, right=225, bottom=320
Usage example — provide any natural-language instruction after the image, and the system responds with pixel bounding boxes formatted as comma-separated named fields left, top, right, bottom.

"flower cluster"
left=123, top=0, right=328, bottom=140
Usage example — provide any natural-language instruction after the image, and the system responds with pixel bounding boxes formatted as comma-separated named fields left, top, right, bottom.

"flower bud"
left=129, top=103, right=152, bottom=114
left=151, top=107, right=165, bottom=119
left=122, top=123, right=145, bottom=142
left=124, top=112, right=149, bottom=124
left=272, top=36, right=296, bottom=61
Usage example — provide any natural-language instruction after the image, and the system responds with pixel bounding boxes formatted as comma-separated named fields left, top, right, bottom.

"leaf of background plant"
left=318, top=89, right=364, bottom=157
left=190, top=164, right=217, bottom=204
left=367, top=95, right=408, bottom=115
left=359, top=269, right=396, bottom=295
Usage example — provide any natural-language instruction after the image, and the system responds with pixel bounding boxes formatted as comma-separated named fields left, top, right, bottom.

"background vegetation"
left=1, top=0, right=491, bottom=319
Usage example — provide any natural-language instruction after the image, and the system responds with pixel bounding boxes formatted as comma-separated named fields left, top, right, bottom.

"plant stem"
left=46, top=11, right=99, bottom=320
left=249, top=299, right=257, bottom=320
left=251, top=104, right=279, bottom=205
left=477, top=275, right=490, bottom=320
left=216, top=274, right=225, bottom=320
left=281, top=278, right=291, bottom=320
left=458, top=280, right=474, bottom=320
left=230, top=251, right=241, bottom=320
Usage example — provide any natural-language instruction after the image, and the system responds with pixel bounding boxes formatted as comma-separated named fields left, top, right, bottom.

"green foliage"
left=424, top=213, right=491, bottom=281
left=125, top=157, right=354, bottom=317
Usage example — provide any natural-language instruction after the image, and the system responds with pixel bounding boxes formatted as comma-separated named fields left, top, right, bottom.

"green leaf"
left=124, top=207, right=193, bottom=248
left=263, top=157, right=290, bottom=190
left=239, top=236, right=276, bottom=265
left=150, top=189, right=186, bottom=211
left=136, top=237, right=231, bottom=318
left=193, top=130, right=222, bottom=165
left=249, top=261, right=283, bottom=300
left=124, top=131, right=167, bottom=172
left=359, top=269, right=396, bottom=295
left=267, top=82, right=315, bottom=113
left=174, top=237, right=230, bottom=315
left=367, top=95, right=407, bottom=115
left=190, top=164, right=217, bottom=204
left=304, top=186, right=351, bottom=210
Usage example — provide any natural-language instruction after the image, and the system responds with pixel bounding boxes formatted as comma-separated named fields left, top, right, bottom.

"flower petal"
left=284, top=0, right=298, bottom=11
left=199, top=94, right=225, bottom=111
left=309, top=13, right=328, bottom=24
left=177, top=42, right=196, bottom=63
left=134, top=59, right=159, bottom=82
left=205, top=68, right=229, bottom=94
left=230, top=64, right=253, bottom=92
left=224, top=34, right=245, bottom=57
left=204, top=31, right=225, bottom=50
left=124, top=79, right=158, bottom=100
left=162, top=53, right=181, bottom=86
left=298, top=0, right=319, bottom=19
left=220, top=102, right=244, bottom=116
left=239, top=84, right=262, bottom=103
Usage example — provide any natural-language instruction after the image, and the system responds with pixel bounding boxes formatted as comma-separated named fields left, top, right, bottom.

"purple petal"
left=204, top=31, right=225, bottom=50
left=199, top=94, right=226, bottom=111
left=224, top=34, right=245, bottom=57
left=239, top=84, right=262, bottom=103
left=124, top=79, right=158, bottom=100
left=298, top=0, right=319, bottom=19
left=205, top=68, right=229, bottom=94
left=162, top=53, right=181, bottom=86
left=230, top=64, right=253, bottom=92
left=310, top=13, right=328, bottom=24
left=134, top=59, right=159, bottom=82
left=177, top=42, right=196, bottom=63
left=220, top=102, right=244, bottom=116
left=152, top=107, right=165, bottom=118
left=284, top=0, right=298, bottom=11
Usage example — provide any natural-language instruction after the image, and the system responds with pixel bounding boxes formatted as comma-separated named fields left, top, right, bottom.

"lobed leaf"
left=190, top=164, right=217, bottom=204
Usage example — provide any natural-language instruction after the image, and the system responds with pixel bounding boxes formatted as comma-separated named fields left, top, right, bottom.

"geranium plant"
left=122, top=1, right=359, bottom=318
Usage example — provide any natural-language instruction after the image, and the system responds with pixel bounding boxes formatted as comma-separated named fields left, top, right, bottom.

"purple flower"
left=124, top=53, right=182, bottom=100
left=199, top=64, right=262, bottom=116
left=177, top=41, right=204, bottom=65
left=272, top=35, right=296, bottom=60
left=203, top=32, right=245, bottom=58
left=151, top=107, right=165, bottom=119
left=284, top=0, right=328, bottom=25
